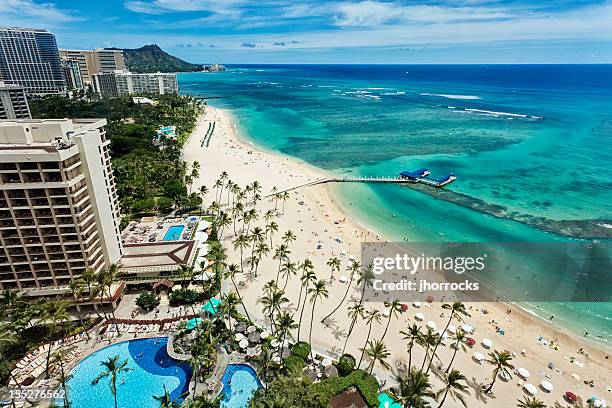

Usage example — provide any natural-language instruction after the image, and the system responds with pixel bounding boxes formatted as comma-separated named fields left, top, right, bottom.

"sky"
left=1, top=0, right=612, bottom=63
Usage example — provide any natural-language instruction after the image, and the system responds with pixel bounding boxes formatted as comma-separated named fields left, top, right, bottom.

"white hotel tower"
left=0, top=118, right=122, bottom=296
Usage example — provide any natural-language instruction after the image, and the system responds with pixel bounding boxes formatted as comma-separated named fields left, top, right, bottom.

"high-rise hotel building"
left=0, top=82, right=31, bottom=119
left=59, top=48, right=125, bottom=86
left=0, top=118, right=122, bottom=295
left=93, top=71, right=178, bottom=97
left=0, top=27, right=66, bottom=94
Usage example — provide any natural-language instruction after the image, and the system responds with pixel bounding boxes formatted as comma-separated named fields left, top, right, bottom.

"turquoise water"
left=163, top=225, right=185, bottom=241
left=179, top=65, right=612, bottom=346
left=219, top=363, right=262, bottom=408
left=59, top=338, right=191, bottom=408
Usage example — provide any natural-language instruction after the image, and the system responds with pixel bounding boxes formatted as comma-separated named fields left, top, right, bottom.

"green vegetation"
left=135, top=292, right=159, bottom=311
left=290, top=341, right=311, bottom=360
left=337, top=353, right=356, bottom=377
left=120, top=44, right=203, bottom=73
left=169, top=288, right=202, bottom=307
left=310, top=369, right=379, bottom=407
left=29, top=94, right=203, bottom=218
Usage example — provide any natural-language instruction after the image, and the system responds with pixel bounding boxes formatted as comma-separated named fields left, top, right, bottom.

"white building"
left=0, top=82, right=31, bottom=119
left=93, top=70, right=178, bottom=97
left=0, top=118, right=123, bottom=296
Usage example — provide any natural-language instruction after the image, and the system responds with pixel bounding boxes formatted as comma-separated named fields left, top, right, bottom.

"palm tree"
left=445, top=329, right=468, bottom=373
left=361, top=339, right=391, bottom=375
left=198, top=185, right=208, bottom=214
left=307, top=280, right=328, bottom=363
left=380, top=299, right=404, bottom=342
left=0, top=323, right=22, bottom=389
left=484, top=350, right=515, bottom=394
left=295, top=259, right=313, bottom=308
left=253, top=241, right=270, bottom=278
left=102, top=264, right=122, bottom=335
left=265, top=220, right=279, bottom=248
left=273, top=244, right=291, bottom=285
left=233, top=234, right=249, bottom=268
left=321, top=260, right=360, bottom=323
left=400, top=323, right=423, bottom=372
left=296, top=269, right=316, bottom=342
left=91, top=355, right=132, bottom=408
left=342, top=302, right=364, bottom=355
left=427, top=302, right=470, bottom=374
left=436, top=369, right=468, bottom=408
left=189, top=356, right=201, bottom=395
left=223, top=264, right=252, bottom=323
left=326, top=257, right=340, bottom=280
left=261, top=284, right=288, bottom=335
left=418, top=328, right=441, bottom=372
left=154, top=384, right=189, bottom=408
left=280, top=260, right=297, bottom=292
left=275, top=311, right=297, bottom=359
left=281, top=230, right=296, bottom=246
left=216, top=211, right=232, bottom=240
left=357, top=308, right=382, bottom=369
left=51, top=347, right=75, bottom=408
left=356, top=265, right=375, bottom=306
left=41, top=300, right=70, bottom=378
left=279, top=191, right=290, bottom=214
left=68, top=279, right=90, bottom=340
left=178, top=264, right=195, bottom=288
left=80, top=268, right=102, bottom=318
left=392, top=368, right=435, bottom=408
left=249, top=226, right=265, bottom=264
left=517, top=396, right=547, bottom=408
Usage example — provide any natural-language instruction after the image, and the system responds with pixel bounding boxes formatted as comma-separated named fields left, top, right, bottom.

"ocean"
left=178, top=64, right=612, bottom=347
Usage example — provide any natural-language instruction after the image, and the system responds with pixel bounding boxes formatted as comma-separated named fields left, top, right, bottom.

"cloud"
left=125, top=0, right=245, bottom=16
left=273, top=41, right=286, bottom=46
left=0, top=0, right=81, bottom=26
left=241, top=41, right=256, bottom=48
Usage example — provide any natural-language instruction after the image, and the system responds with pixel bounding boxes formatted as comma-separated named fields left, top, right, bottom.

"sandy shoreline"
left=183, top=106, right=611, bottom=406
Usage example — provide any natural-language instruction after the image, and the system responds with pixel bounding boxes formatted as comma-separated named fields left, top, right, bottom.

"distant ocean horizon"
left=179, top=64, right=612, bottom=347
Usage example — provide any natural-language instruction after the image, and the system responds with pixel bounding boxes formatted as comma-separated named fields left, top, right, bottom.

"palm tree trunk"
left=321, top=277, right=351, bottom=323
left=342, top=315, right=358, bottom=356
left=437, top=389, right=449, bottom=408
left=446, top=344, right=459, bottom=373
left=380, top=314, right=392, bottom=342
left=484, top=368, right=499, bottom=393
left=308, top=299, right=317, bottom=363
left=357, top=321, right=373, bottom=369
left=297, top=285, right=309, bottom=341
left=231, top=277, right=252, bottom=323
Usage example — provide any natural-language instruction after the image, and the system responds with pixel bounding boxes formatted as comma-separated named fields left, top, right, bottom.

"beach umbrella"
left=517, top=368, right=530, bottom=379
left=378, top=392, right=402, bottom=408
left=447, top=325, right=457, bottom=334
left=248, top=331, right=261, bottom=343
left=339, top=275, right=348, bottom=283
left=186, top=318, right=203, bottom=330
left=412, top=301, right=421, bottom=308
left=323, top=365, right=338, bottom=378
left=461, top=324, right=474, bottom=333
left=482, top=339, right=493, bottom=349
left=540, top=380, right=554, bottom=393
left=235, top=322, right=246, bottom=333
left=473, top=352, right=484, bottom=363
left=270, top=339, right=281, bottom=348
left=202, top=297, right=221, bottom=315
left=467, top=338, right=476, bottom=346
left=281, top=346, right=291, bottom=359
left=524, top=383, right=538, bottom=396
left=565, top=391, right=578, bottom=403
left=239, top=339, right=249, bottom=349
left=414, top=313, right=425, bottom=321
left=382, top=309, right=390, bottom=318
left=426, top=321, right=437, bottom=330
left=246, top=325, right=256, bottom=333
left=260, top=329, right=270, bottom=339
left=303, top=368, right=317, bottom=381
left=401, top=303, right=408, bottom=312
left=234, top=333, right=245, bottom=341
left=348, top=255, right=356, bottom=261
left=322, top=358, right=333, bottom=367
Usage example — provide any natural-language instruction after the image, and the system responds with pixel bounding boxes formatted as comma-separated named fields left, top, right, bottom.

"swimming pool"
left=163, top=225, right=185, bottom=241
left=58, top=338, right=191, bottom=408
left=219, top=364, right=263, bottom=408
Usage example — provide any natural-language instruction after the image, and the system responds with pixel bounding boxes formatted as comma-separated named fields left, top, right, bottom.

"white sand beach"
left=183, top=106, right=612, bottom=407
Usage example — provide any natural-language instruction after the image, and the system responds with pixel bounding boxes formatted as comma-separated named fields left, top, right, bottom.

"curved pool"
left=220, top=364, right=263, bottom=408
left=59, top=337, right=191, bottom=408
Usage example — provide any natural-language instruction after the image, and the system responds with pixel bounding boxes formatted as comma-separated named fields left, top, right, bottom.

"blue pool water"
left=59, top=338, right=191, bottom=408
left=219, top=364, right=263, bottom=408
left=163, top=225, right=185, bottom=241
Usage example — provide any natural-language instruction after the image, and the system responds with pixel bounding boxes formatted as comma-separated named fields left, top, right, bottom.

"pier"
left=268, top=170, right=456, bottom=196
